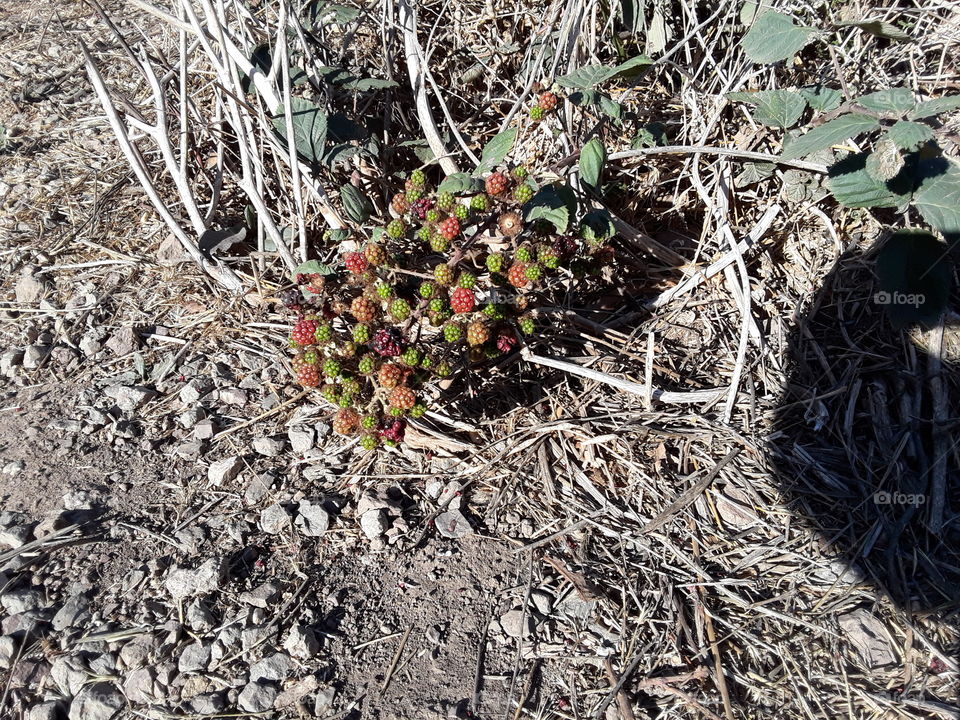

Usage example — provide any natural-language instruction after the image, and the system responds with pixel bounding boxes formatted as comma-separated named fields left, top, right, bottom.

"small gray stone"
left=178, top=641, right=211, bottom=673
left=177, top=407, right=206, bottom=429
left=51, top=655, right=88, bottom=696
left=119, top=636, right=156, bottom=670
left=259, top=504, right=290, bottom=534
left=52, top=594, right=90, bottom=631
left=1, top=588, right=43, bottom=615
left=249, top=652, right=291, bottom=682
left=219, top=387, right=247, bottom=406
left=0, top=635, right=17, bottom=669
left=175, top=441, right=203, bottom=461
left=0, top=523, right=33, bottom=549
left=78, top=333, right=102, bottom=357
left=275, top=675, right=319, bottom=709
left=15, top=275, right=46, bottom=304
left=186, top=599, right=215, bottom=633
left=69, top=681, right=123, bottom=720
left=122, top=666, right=155, bottom=704
left=838, top=609, right=897, bottom=668
left=500, top=609, right=534, bottom=638
left=314, top=687, right=336, bottom=715
left=189, top=693, right=226, bottom=715
left=282, top=624, right=319, bottom=660
left=28, top=701, right=62, bottom=720
left=253, top=436, right=285, bottom=457
left=105, top=327, right=140, bottom=357
left=22, top=345, right=50, bottom=370
left=359, top=509, right=388, bottom=539
left=239, top=581, right=281, bottom=608
left=193, top=418, right=217, bottom=440
left=435, top=510, right=472, bottom=539
left=287, top=426, right=315, bottom=454
left=0, top=349, right=23, bottom=377
left=530, top=590, right=553, bottom=616
left=208, top=456, right=243, bottom=486
left=115, top=386, right=155, bottom=412
left=238, top=681, right=277, bottom=714
left=295, top=499, right=329, bottom=537
left=164, top=558, right=226, bottom=599
left=244, top=473, right=273, bottom=505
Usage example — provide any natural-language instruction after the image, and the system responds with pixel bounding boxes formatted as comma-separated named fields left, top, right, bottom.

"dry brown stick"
left=380, top=624, right=413, bottom=693
left=600, top=655, right=640, bottom=720
left=690, top=532, right=735, bottom=720
left=641, top=449, right=740, bottom=535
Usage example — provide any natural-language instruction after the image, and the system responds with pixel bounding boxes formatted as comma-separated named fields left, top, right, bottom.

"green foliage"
left=524, top=184, right=574, bottom=233
left=741, top=12, right=817, bottom=64
left=579, top=138, right=606, bottom=190
left=272, top=97, right=328, bottom=164
left=293, top=259, right=334, bottom=279
left=340, top=184, right=373, bottom=223
left=782, top=114, right=880, bottom=160
left=914, top=158, right=960, bottom=237
left=556, top=55, right=652, bottom=89
left=727, top=90, right=808, bottom=128
left=477, top=129, right=517, bottom=173
left=834, top=19, right=913, bottom=42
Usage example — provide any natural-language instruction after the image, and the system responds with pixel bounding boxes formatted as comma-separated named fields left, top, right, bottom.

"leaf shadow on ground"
left=767, top=242, right=960, bottom=667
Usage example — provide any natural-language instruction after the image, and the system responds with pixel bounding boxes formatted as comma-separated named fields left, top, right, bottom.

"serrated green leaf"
left=340, top=184, right=372, bottom=223
left=325, top=229, right=351, bottom=243
left=914, top=157, right=960, bottom=237
left=875, top=230, right=952, bottom=329
left=799, top=86, right=842, bottom=112
left=855, top=88, right=916, bottom=113
left=477, top=128, right=517, bottom=173
left=728, top=89, right=808, bottom=128
left=293, top=259, right=334, bottom=278
left=782, top=113, right=880, bottom=160
left=909, top=95, right=960, bottom=120
left=556, top=65, right=614, bottom=90
left=735, top=162, right=776, bottom=186
left=438, top=173, right=483, bottom=194
left=836, top=19, right=913, bottom=42
left=568, top=90, right=598, bottom=107
left=886, top=121, right=934, bottom=151
left=579, top=138, right=605, bottom=190
left=825, top=151, right=913, bottom=209
left=864, top=139, right=904, bottom=182
left=273, top=97, right=327, bottom=163
left=524, top=184, right=572, bottom=233
left=742, top=11, right=817, bottom=64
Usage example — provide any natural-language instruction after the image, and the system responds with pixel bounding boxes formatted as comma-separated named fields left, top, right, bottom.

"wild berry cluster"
left=529, top=91, right=560, bottom=122
left=282, top=165, right=613, bottom=449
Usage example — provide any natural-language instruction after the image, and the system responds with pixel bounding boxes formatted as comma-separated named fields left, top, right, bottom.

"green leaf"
left=782, top=113, right=880, bottom=160
left=825, top=151, right=913, bottom=209
left=855, top=88, right=916, bottom=114
left=728, top=89, right=808, bottom=128
left=437, top=173, right=483, bottom=194
left=579, top=209, right=616, bottom=242
left=914, top=157, right=960, bottom=237
left=273, top=97, right=327, bottom=163
left=293, top=259, right=334, bottom=279
left=524, top=184, right=572, bottom=233
left=327, top=113, right=368, bottom=142
left=632, top=122, right=668, bottom=149
left=556, top=64, right=615, bottom=90
left=875, top=230, right=952, bottom=329
left=598, top=94, right=623, bottom=121
left=909, top=95, right=960, bottom=120
left=742, top=11, right=817, bottom=64
left=886, top=121, right=934, bottom=151
left=305, top=1, right=360, bottom=28
left=608, top=55, right=653, bottom=80
left=568, top=90, right=598, bottom=107
left=340, top=184, right=372, bottom=224
left=799, top=86, right=843, bottom=112
left=735, top=162, right=776, bottom=186
left=477, top=128, right=517, bottom=173
left=344, top=78, right=399, bottom=91
left=579, top=138, right=605, bottom=190
left=836, top=19, right=913, bottom=42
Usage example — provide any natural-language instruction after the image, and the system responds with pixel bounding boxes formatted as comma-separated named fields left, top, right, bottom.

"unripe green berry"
left=428, top=297, right=447, bottom=314
left=323, top=359, right=341, bottom=377
left=525, top=263, right=542, bottom=281
left=529, top=106, right=545, bottom=121
left=360, top=434, right=378, bottom=450
left=417, top=226, right=433, bottom=243
left=419, top=355, right=434, bottom=370
left=515, top=246, right=533, bottom=263
left=436, top=191, right=454, bottom=210
left=337, top=394, right=353, bottom=408
left=353, top=324, right=371, bottom=344
left=341, top=377, right=360, bottom=396
left=513, top=183, right=533, bottom=204
left=518, top=316, right=535, bottom=334
left=483, top=304, right=505, bottom=320
left=486, top=253, right=505, bottom=273
left=387, top=219, right=406, bottom=239
left=434, top=264, right=453, bottom=286
left=375, top=281, right=392, bottom=299
left=512, top=166, right=529, bottom=181
left=321, top=385, right=339, bottom=403
left=409, top=169, right=426, bottom=187
left=390, top=298, right=411, bottom=321
left=358, top=355, right=375, bottom=374
left=443, top=323, right=463, bottom=342
left=419, top=281, right=436, bottom=299
left=302, top=348, right=319, bottom=365
left=457, top=272, right=476, bottom=289
left=401, top=347, right=421, bottom=366
left=361, top=414, right=378, bottom=430
left=435, top=361, right=452, bottom=377
left=314, top=323, right=333, bottom=343
left=454, top=204, right=469, bottom=221
left=406, top=188, right=423, bottom=203
left=430, top=234, right=450, bottom=253
left=470, top=193, right=489, bottom=211
left=389, top=406, right=404, bottom=417
left=426, top=209, right=441, bottom=223
left=410, top=402, right=427, bottom=418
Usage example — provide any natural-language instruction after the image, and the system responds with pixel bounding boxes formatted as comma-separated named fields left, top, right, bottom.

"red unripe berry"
left=538, top=91, right=558, bottom=111
left=351, top=296, right=377, bottom=323
left=291, top=316, right=319, bottom=346
left=485, top=172, right=508, bottom=196
left=438, top=217, right=460, bottom=240
left=389, top=386, right=416, bottom=410
left=450, top=287, right=475, bottom=314
left=345, top=252, right=368, bottom=274
left=507, top=263, right=529, bottom=288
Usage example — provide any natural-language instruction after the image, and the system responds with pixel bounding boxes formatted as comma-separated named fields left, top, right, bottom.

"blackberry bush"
left=282, top=152, right=616, bottom=450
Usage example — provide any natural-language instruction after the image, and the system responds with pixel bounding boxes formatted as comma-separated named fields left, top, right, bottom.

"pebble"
left=0, top=349, right=23, bottom=377
left=249, top=652, right=291, bottom=682
left=15, top=274, right=46, bottom=304
left=238, top=681, right=277, bottom=713
left=283, top=624, right=319, bottom=659
left=186, top=599, right=216, bottom=633
left=68, top=681, right=124, bottom=720
left=219, top=387, right=247, bottom=406
left=435, top=510, right=472, bottom=539
left=359, top=509, right=389, bottom=539
left=27, top=701, right=61, bottom=720
left=52, top=594, right=91, bottom=631
left=177, top=407, right=206, bottom=429
left=295, top=499, right=330, bottom=536
left=114, top=386, right=155, bottom=412
left=0, top=523, right=33, bottom=549
left=105, top=327, right=140, bottom=356
left=164, top=558, right=226, bottom=599
left=500, top=609, right=534, bottom=638
left=244, top=472, right=273, bottom=505
left=1, top=588, right=44, bottom=615
left=22, top=345, right=50, bottom=369
left=0, top=635, right=17, bottom=669
left=239, top=581, right=281, bottom=608
left=208, top=456, right=243, bottom=485
left=51, top=655, right=88, bottom=696
left=122, top=667, right=155, bottom=704
left=259, top=503, right=290, bottom=534
left=178, top=641, right=211, bottom=673
left=253, top=436, right=285, bottom=457
left=194, top=418, right=217, bottom=440
left=287, top=425, right=315, bottom=453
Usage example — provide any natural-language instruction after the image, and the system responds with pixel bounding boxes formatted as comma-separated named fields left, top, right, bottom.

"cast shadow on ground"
left=768, top=240, right=960, bottom=665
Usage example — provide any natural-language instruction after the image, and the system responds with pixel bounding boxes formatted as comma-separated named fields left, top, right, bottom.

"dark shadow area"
left=769, top=242, right=960, bottom=664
